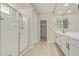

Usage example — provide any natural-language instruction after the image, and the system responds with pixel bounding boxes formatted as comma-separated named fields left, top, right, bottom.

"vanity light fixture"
left=67, top=10, right=72, bottom=13
left=58, top=11, right=62, bottom=14
left=64, top=3, right=68, bottom=7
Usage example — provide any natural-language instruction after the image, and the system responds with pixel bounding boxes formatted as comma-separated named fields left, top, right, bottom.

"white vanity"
left=55, top=31, right=79, bottom=56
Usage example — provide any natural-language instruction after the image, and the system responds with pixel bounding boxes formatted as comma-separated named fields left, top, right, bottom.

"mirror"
left=63, top=18, right=68, bottom=29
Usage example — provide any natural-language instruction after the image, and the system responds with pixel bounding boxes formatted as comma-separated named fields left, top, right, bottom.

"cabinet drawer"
left=61, top=39, right=68, bottom=56
left=62, top=36, right=69, bottom=42
left=70, top=39, right=79, bottom=48
left=69, top=43, right=79, bottom=56
left=69, top=38, right=79, bottom=56
left=58, top=35, right=68, bottom=56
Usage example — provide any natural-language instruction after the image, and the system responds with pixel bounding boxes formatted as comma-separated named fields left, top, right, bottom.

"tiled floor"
left=22, top=41, right=61, bottom=56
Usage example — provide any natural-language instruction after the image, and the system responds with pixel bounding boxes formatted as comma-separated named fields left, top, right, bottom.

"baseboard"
left=55, top=42, right=65, bottom=56
left=19, top=47, right=29, bottom=56
left=19, top=41, right=41, bottom=56
left=19, top=44, right=35, bottom=56
left=47, top=41, right=55, bottom=43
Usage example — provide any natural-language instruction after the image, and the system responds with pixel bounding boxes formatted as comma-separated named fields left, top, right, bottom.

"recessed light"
left=67, top=10, right=72, bottom=13
left=64, top=3, right=68, bottom=7
left=58, top=11, right=62, bottom=14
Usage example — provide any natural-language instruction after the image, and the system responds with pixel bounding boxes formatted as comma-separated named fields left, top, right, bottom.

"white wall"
left=31, top=9, right=38, bottom=45
left=38, top=13, right=56, bottom=42
left=37, top=14, right=40, bottom=42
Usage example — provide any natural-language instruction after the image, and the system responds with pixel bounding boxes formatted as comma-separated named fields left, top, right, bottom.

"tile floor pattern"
left=22, top=41, right=60, bottom=56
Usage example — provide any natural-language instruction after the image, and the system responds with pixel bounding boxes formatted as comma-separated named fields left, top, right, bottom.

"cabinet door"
left=56, top=34, right=62, bottom=47
left=56, top=34, right=68, bottom=55
left=56, top=34, right=59, bottom=45
left=60, top=36, right=69, bottom=56
left=57, top=34, right=61, bottom=46
left=69, top=39, right=79, bottom=56
left=69, top=43, right=79, bottom=56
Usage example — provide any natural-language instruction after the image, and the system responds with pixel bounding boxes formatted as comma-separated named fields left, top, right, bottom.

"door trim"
left=40, top=20, right=47, bottom=41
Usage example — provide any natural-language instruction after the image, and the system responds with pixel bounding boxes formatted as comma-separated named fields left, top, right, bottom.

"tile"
left=22, top=41, right=60, bottom=56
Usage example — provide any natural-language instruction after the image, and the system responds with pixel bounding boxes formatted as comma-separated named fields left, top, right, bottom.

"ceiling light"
left=64, top=3, right=68, bottom=7
left=58, top=11, right=62, bottom=14
left=76, top=3, right=79, bottom=5
left=67, top=10, right=72, bottom=13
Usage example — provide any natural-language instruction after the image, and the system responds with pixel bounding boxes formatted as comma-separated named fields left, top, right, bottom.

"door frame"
left=40, top=20, right=47, bottom=41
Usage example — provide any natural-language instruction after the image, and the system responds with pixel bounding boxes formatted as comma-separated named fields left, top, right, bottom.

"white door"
left=40, top=20, right=47, bottom=41
left=19, top=15, right=29, bottom=53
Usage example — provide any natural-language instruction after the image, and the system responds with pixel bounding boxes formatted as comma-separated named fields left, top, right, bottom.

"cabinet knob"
left=66, top=43, right=70, bottom=49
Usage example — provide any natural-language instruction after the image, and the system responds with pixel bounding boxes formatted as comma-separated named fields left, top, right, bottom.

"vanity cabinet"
left=56, top=33, right=69, bottom=56
left=56, top=34, right=62, bottom=47
left=61, top=36, right=69, bottom=56
left=69, top=38, right=79, bottom=56
left=55, top=31, right=79, bottom=56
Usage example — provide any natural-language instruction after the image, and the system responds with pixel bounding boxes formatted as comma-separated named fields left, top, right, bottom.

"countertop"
left=55, top=31, right=79, bottom=41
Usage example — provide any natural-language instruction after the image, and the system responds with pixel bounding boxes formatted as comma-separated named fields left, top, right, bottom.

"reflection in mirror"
left=63, top=18, right=68, bottom=29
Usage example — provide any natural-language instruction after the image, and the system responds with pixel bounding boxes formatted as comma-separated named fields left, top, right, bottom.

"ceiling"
left=9, top=3, right=78, bottom=15
left=55, top=3, right=78, bottom=15
left=32, top=3, right=78, bottom=15
left=9, top=3, right=32, bottom=10
left=32, top=3, right=56, bottom=13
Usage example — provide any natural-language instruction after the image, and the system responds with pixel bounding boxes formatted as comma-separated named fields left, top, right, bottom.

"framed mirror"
left=63, top=18, right=68, bottom=29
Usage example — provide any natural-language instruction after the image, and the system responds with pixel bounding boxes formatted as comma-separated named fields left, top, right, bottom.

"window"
left=1, top=4, right=10, bottom=14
